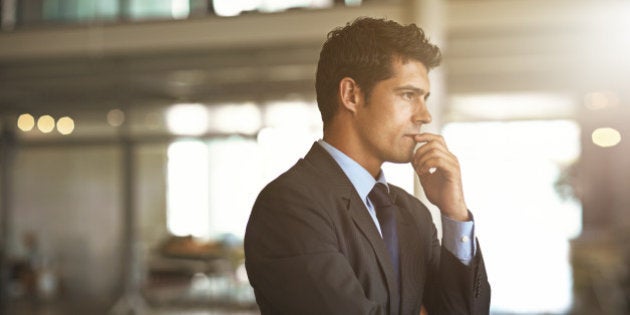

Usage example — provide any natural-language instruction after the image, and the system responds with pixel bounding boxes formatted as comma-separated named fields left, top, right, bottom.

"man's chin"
left=388, top=152, right=414, bottom=164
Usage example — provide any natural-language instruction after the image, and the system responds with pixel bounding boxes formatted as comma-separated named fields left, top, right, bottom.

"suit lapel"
left=393, top=192, right=424, bottom=315
left=303, top=142, right=400, bottom=314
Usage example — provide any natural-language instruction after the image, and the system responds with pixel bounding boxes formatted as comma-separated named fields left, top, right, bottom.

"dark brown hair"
left=315, top=17, right=441, bottom=127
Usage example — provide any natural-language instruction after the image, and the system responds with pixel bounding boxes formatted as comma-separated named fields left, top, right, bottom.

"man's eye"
left=402, top=92, right=416, bottom=100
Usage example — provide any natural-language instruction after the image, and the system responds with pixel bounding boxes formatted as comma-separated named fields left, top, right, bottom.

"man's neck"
left=323, top=131, right=382, bottom=179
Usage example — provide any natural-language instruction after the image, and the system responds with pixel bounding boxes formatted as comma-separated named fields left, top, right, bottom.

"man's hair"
left=315, top=17, right=442, bottom=127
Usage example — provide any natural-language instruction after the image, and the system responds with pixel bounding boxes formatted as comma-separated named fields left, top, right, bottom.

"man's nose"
left=413, top=105, right=432, bottom=125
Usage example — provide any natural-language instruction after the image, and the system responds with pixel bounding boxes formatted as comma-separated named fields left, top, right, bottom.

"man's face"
left=354, top=58, right=433, bottom=164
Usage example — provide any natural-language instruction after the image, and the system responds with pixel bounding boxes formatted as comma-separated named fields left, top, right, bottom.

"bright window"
left=206, top=137, right=262, bottom=239
left=165, top=100, right=421, bottom=240
left=166, top=101, right=321, bottom=240
left=167, top=140, right=210, bottom=238
left=213, top=0, right=334, bottom=17
left=443, top=120, right=582, bottom=314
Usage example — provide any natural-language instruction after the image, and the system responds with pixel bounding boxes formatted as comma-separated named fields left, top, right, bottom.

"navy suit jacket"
left=245, top=142, right=490, bottom=314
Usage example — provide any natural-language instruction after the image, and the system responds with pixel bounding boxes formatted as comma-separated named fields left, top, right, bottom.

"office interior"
left=0, top=0, right=629, bottom=314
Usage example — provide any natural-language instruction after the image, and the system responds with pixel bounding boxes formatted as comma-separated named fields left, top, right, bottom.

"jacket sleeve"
left=244, top=180, right=387, bottom=315
left=423, top=221, right=491, bottom=315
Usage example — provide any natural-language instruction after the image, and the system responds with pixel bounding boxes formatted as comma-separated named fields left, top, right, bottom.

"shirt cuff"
left=441, top=211, right=476, bottom=266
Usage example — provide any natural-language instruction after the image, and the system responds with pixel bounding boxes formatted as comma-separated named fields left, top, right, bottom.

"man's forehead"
left=387, top=59, right=430, bottom=88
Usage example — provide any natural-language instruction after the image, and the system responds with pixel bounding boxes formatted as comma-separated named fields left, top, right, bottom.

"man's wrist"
left=442, top=205, right=470, bottom=222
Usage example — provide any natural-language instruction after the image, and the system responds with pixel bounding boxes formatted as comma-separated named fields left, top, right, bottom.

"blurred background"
left=0, top=0, right=629, bottom=314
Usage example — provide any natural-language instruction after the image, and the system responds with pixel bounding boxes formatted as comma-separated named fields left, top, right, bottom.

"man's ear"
left=338, top=77, right=362, bottom=114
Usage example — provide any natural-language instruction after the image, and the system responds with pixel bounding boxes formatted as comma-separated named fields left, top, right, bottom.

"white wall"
left=12, top=145, right=122, bottom=300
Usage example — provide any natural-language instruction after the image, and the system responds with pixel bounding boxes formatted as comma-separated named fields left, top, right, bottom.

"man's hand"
left=411, top=133, right=469, bottom=221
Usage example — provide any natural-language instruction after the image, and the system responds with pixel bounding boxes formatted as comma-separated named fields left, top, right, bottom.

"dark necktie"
left=368, top=183, right=400, bottom=284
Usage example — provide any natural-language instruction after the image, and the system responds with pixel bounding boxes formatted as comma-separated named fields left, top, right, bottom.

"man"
left=245, top=17, right=491, bottom=314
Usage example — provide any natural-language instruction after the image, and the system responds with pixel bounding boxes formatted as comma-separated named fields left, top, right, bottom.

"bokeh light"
left=107, top=109, right=125, bottom=127
left=17, top=113, right=35, bottom=131
left=56, top=116, right=75, bottom=135
left=592, top=127, right=621, bottom=148
left=584, top=92, right=619, bottom=111
left=37, top=115, right=55, bottom=133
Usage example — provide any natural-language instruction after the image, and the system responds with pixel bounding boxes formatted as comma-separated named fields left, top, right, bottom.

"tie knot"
left=369, top=183, right=392, bottom=208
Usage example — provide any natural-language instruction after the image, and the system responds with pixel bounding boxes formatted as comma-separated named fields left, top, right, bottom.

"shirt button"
left=460, top=236, right=470, bottom=243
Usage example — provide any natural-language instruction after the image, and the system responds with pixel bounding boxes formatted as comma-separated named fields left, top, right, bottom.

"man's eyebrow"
left=393, top=85, right=424, bottom=93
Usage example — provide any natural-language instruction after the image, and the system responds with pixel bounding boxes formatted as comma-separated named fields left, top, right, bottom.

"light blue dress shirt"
left=318, top=140, right=476, bottom=265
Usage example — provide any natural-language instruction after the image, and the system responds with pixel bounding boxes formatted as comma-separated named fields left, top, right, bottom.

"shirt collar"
left=317, top=140, right=388, bottom=203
